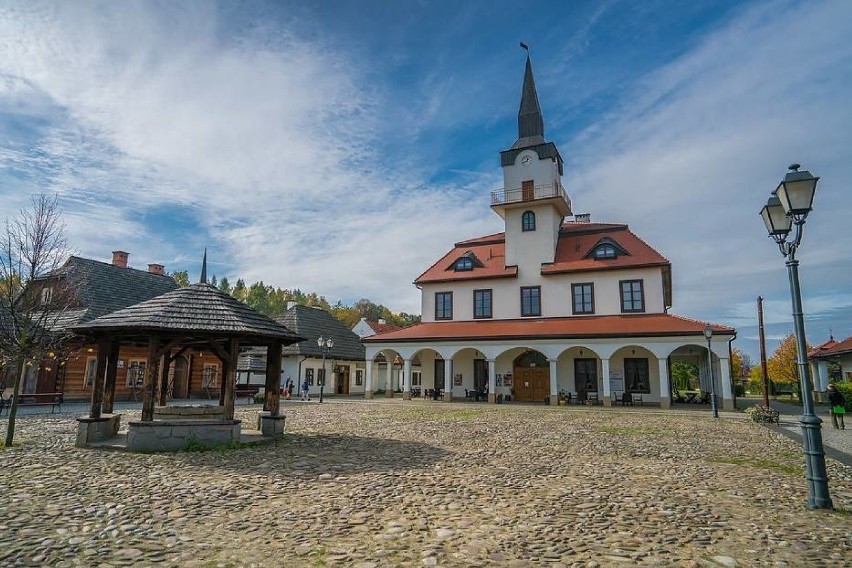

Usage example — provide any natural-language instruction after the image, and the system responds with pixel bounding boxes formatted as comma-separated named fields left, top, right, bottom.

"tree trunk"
left=4, top=358, right=26, bottom=447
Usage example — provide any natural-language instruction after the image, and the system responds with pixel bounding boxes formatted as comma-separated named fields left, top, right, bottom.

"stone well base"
left=153, top=405, right=225, bottom=421
left=257, top=412, right=286, bottom=438
left=126, top=419, right=241, bottom=452
left=76, top=414, right=121, bottom=448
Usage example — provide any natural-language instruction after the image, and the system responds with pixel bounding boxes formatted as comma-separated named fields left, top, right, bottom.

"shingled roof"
left=44, top=256, right=180, bottom=328
left=276, top=305, right=365, bottom=360
left=72, top=283, right=301, bottom=343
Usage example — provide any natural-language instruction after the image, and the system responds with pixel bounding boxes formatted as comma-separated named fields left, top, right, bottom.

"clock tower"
left=492, top=51, right=572, bottom=274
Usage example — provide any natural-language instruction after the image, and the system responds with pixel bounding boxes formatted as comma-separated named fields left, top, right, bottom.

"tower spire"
left=199, top=248, right=207, bottom=284
left=517, top=43, right=544, bottom=143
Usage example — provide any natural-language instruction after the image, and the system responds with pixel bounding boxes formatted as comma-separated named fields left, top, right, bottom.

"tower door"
left=522, top=179, right=534, bottom=201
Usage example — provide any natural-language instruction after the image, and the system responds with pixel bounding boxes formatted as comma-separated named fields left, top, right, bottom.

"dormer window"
left=586, top=238, right=628, bottom=261
left=41, top=287, right=54, bottom=305
left=455, top=257, right=474, bottom=271
left=522, top=210, right=536, bottom=232
left=450, top=251, right=483, bottom=272
left=594, top=244, right=616, bottom=259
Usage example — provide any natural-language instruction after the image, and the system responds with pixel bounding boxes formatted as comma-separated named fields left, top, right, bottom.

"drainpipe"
left=297, top=355, right=308, bottom=395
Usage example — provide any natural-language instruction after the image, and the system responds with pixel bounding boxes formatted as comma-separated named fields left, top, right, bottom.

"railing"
left=490, top=181, right=571, bottom=210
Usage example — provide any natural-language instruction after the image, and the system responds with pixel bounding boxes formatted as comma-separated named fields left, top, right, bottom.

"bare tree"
left=0, top=195, right=77, bottom=447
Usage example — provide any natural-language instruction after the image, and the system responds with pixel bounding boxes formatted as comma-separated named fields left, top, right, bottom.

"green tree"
left=170, top=270, right=190, bottom=287
left=671, top=360, right=699, bottom=391
left=232, top=279, right=247, bottom=302
left=218, top=276, right=231, bottom=295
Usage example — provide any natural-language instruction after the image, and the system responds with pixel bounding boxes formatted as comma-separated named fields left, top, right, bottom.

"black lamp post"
left=759, top=163, right=832, bottom=510
left=703, top=324, right=718, bottom=418
left=317, top=336, right=334, bottom=404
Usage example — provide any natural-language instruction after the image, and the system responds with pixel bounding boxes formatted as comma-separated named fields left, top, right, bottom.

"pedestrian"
left=284, top=376, right=293, bottom=400
left=301, top=379, right=310, bottom=401
left=827, top=383, right=845, bottom=430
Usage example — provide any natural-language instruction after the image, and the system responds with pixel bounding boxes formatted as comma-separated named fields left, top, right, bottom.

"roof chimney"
left=112, top=250, right=129, bottom=268
left=574, top=213, right=591, bottom=224
left=377, top=318, right=386, bottom=325
left=147, top=263, right=165, bottom=276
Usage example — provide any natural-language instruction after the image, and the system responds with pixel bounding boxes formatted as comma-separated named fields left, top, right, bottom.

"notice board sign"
left=609, top=370, right=624, bottom=393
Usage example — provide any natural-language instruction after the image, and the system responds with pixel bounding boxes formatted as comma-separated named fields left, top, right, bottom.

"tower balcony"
left=490, top=181, right=572, bottom=217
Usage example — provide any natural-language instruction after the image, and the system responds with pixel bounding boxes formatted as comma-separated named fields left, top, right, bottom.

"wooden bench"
left=0, top=392, right=63, bottom=416
left=773, top=386, right=796, bottom=399
left=234, top=384, right=260, bottom=403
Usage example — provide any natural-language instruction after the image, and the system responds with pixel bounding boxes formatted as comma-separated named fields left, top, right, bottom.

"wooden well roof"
left=72, top=283, right=302, bottom=343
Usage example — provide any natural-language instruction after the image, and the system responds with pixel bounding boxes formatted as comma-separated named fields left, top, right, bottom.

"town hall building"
left=363, top=54, right=737, bottom=409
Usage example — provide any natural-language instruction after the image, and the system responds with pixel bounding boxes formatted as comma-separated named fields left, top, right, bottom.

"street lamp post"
left=703, top=324, right=718, bottom=418
left=760, top=163, right=832, bottom=510
left=317, top=336, right=334, bottom=404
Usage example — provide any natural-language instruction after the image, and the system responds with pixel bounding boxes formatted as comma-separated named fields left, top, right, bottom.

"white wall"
left=502, top=149, right=560, bottom=192
left=420, top=266, right=666, bottom=322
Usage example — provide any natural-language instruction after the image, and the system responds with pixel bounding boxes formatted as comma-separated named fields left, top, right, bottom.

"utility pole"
left=758, top=296, right=770, bottom=407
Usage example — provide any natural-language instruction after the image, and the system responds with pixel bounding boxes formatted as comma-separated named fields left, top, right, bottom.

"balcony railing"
left=491, top=181, right=571, bottom=210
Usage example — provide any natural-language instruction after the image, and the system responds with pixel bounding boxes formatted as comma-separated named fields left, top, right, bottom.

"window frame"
left=571, top=282, right=595, bottom=315
left=40, top=287, right=54, bottom=305
left=454, top=257, right=474, bottom=271
left=473, top=288, right=493, bottom=319
left=84, top=357, right=97, bottom=388
left=355, top=369, right=364, bottom=386
left=619, top=279, right=645, bottom=313
left=126, top=358, right=147, bottom=388
left=520, top=286, right=542, bottom=317
left=594, top=244, right=617, bottom=259
left=411, top=370, right=422, bottom=387
left=521, top=210, right=536, bottom=232
left=435, top=291, right=453, bottom=320
left=305, top=368, right=315, bottom=386
left=624, top=358, right=650, bottom=394
left=201, top=363, right=219, bottom=388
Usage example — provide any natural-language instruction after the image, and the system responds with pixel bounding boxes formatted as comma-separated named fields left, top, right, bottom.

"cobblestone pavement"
left=2, top=401, right=851, bottom=567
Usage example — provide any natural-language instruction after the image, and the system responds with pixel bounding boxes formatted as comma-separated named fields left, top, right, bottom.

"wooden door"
left=474, top=359, right=488, bottom=391
left=513, top=367, right=549, bottom=402
left=336, top=368, right=350, bottom=394
left=522, top=180, right=534, bottom=201
left=574, top=359, right=598, bottom=397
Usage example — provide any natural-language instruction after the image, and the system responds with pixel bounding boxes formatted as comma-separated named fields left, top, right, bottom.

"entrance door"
left=172, top=356, right=189, bottom=399
left=474, top=359, right=488, bottom=391
left=434, top=359, right=445, bottom=390
left=336, top=368, right=350, bottom=394
left=574, top=359, right=598, bottom=397
left=513, top=367, right=549, bottom=401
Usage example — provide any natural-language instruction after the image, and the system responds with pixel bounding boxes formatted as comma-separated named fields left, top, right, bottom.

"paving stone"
left=0, top=402, right=849, bottom=566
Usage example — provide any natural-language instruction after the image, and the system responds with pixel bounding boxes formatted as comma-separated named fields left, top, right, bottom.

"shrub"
left=253, top=391, right=265, bottom=404
left=834, top=382, right=852, bottom=411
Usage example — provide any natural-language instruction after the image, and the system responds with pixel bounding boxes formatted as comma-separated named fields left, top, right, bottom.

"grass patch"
left=598, top=426, right=668, bottom=436
left=708, top=456, right=803, bottom=475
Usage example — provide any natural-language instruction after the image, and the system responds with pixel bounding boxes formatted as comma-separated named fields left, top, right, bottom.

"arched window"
left=522, top=210, right=536, bottom=232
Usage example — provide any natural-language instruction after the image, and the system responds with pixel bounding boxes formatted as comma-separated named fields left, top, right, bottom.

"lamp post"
left=759, top=163, right=832, bottom=510
left=703, top=324, right=718, bottom=418
left=317, top=336, right=334, bottom=404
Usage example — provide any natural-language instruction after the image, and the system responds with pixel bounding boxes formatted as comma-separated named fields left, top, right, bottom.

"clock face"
left=521, top=155, right=532, bottom=166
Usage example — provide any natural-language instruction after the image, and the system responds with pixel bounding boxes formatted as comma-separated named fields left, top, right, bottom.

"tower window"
left=522, top=210, right=536, bottom=232
left=473, top=289, right=493, bottom=319
left=520, top=286, right=541, bottom=317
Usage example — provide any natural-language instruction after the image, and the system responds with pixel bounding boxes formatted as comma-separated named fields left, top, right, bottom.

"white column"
left=719, top=356, right=733, bottom=411
left=444, top=359, right=453, bottom=401
left=402, top=358, right=411, bottom=400
left=658, top=358, right=670, bottom=409
left=601, top=358, right=611, bottom=407
left=365, top=362, right=373, bottom=399
left=816, top=360, right=829, bottom=391
left=487, top=359, right=497, bottom=403
left=548, top=359, right=558, bottom=405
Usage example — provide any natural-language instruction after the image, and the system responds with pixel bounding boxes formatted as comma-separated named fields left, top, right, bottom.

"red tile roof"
left=542, top=223, right=669, bottom=275
left=414, top=222, right=668, bottom=284
left=369, top=321, right=403, bottom=335
left=363, top=313, right=734, bottom=343
left=809, top=336, right=852, bottom=359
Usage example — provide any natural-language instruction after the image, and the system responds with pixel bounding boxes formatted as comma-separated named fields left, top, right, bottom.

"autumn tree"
left=730, top=348, right=752, bottom=383
left=767, top=333, right=811, bottom=394
left=0, top=195, right=77, bottom=447
left=169, top=270, right=190, bottom=287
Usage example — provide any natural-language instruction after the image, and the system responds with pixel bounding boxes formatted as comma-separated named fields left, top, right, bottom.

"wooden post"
left=102, top=340, right=120, bottom=414
left=265, top=342, right=282, bottom=415
left=223, top=338, right=238, bottom=420
left=88, top=336, right=110, bottom=419
left=157, top=351, right=171, bottom=407
left=141, top=336, right=160, bottom=422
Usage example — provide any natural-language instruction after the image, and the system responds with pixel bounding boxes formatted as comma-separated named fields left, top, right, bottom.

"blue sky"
left=1, top=0, right=850, bottom=361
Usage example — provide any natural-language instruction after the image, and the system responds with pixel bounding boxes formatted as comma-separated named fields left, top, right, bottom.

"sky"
left=1, top=0, right=850, bottom=362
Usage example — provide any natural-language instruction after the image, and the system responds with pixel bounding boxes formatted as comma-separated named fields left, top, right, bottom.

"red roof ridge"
left=455, top=232, right=506, bottom=246
left=666, top=313, right=735, bottom=333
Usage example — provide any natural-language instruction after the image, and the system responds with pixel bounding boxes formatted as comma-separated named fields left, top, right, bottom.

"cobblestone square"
left=2, top=401, right=851, bottom=567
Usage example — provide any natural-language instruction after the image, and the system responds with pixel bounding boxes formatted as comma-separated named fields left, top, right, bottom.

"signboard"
left=609, top=370, right=624, bottom=393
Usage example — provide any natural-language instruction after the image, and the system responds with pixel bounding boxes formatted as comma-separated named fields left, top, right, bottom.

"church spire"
left=199, top=248, right=207, bottom=284
left=517, top=44, right=544, bottom=143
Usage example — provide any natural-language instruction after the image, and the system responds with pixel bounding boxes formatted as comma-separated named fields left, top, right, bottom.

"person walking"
left=301, top=379, right=311, bottom=402
left=283, top=376, right=293, bottom=400
left=827, top=383, right=846, bottom=430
